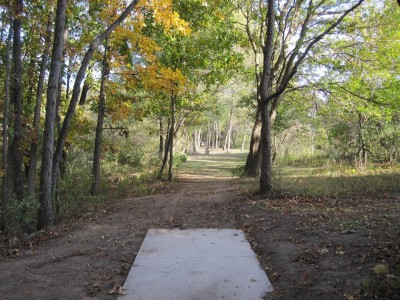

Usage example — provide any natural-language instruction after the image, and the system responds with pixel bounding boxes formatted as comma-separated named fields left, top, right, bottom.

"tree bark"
left=10, top=0, right=24, bottom=202
left=205, top=126, right=210, bottom=155
left=159, top=118, right=164, bottom=159
left=38, top=0, right=67, bottom=228
left=241, top=134, right=246, bottom=152
left=27, top=15, right=52, bottom=199
left=193, top=130, right=199, bottom=153
left=79, top=80, right=90, bottom=106
left=91, top=39, right=109, bottom=195
left=168, top=94, right=176, bottom=182
left=158, top=119, right=171, bottom=179
left=260, top=101, right=272, bottom=193
left=1, top=14, right=13, bottom=230
left=243, top=104, right=262, bottom=177
left=259, top=0, right=275, bottom=194
left=225, top=107, right=233, bottom=153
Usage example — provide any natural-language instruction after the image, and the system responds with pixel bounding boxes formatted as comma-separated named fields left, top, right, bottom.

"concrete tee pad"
left=119, top=228, right=273, bottom=300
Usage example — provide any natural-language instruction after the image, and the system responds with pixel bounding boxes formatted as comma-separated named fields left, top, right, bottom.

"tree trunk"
left=224, top=107, right=233, bottom=152
left=159, top=118, right=164, bottom=159
left=51, top=1, right=139, bottom=202
left=79, top=80, right=90, bottom=106
left=91, top=39, right=109, bottom=195
left=11, top=0, right=25, bottom=202
left=243, top=104, right=262, bottom=177
left=27, top=16, right=52, bottom=199
left=260, top=101, right=272, bottom=193
left=241, top=134, right=246, bottom=152
left=38, top=0, right=67, bottom=229
left=205, top=126, right=210, bottom=155
left=197, top=129, right=202, bottom=149
left=215, top=121, right=220, bottom=149
left=1, top=16, right=13, bottom=230
left=193, top=130, right=199, bottom=153
left=259, top=0, right=275, bottom=194
left=158, top=119, right=171, bottom=179
left=168, top=94, right=176, bottom=182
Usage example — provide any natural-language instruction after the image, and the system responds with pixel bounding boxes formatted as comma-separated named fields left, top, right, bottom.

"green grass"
left=178, top=149, right=248, bottom=178
left=242, top=164, right=400, bottom=198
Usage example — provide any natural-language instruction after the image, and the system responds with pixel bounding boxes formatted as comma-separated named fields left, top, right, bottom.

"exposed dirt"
left=0, top=153, right=399, bottom=300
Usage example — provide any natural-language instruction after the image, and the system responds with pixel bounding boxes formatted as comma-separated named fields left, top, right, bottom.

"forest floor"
left=0, top=150, right=399, bottom=300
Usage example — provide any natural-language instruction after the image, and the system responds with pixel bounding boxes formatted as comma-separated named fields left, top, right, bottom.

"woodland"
left=0, top=0, right=399, bottom=298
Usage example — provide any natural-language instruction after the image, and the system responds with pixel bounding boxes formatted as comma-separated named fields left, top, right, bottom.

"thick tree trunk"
left=1, top=17, right=13, bottom=230
left=260, top=102, right=272, bottom=193
left=259, top=0, right=275, bottom=194
left=27, top=16, right=52, bottom=199
left=168, top=94, right=176, bottom=182
left=11, top=0, right=25, bottom=202
left=38, top=0, right=67, bottom=229
left=243, top=104, right=262, bottom=177
left=91, top=39, right=109, bottom=195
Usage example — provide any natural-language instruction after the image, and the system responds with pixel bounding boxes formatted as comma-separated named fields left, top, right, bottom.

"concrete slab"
left=119, top=228, right=273, bottom=300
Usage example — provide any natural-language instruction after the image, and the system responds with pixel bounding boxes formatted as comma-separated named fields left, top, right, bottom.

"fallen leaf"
left=271, top=272, right=280, bottom=282
left=108, top=283, right=126, bottom=295
left=373, top=264, right=389, bottom=275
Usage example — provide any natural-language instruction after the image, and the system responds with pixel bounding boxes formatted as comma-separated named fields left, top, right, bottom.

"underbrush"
left=57, top=167, right=168, bottom=222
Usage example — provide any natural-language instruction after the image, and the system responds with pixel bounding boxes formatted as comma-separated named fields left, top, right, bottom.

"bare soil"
left=0, top=152, right=399, bottom=300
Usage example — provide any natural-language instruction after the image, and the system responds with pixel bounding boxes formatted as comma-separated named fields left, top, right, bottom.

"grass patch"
left=179, top=150, right=248, bottom=178
left=242, top=164, right=400, bottom=198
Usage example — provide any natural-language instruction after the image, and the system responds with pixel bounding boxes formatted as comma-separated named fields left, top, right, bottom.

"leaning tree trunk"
left=1, top=16, right=13, bottom=230
left=38, top=0, right=67, bottom=229
left=223, top=108, right=233, bottom=152
left=10, top=0, right=25, bottom=202
left=27, top=15, right=52, bottom=199
left=91, top=39, right=109, bottom=195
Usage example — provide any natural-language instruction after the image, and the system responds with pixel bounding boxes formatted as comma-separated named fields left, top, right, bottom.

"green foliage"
left=173, top=152, right=188, bottom=166
left=2, top=197, right=40, bottom=234
left=231, top=164, right=246, bottom=177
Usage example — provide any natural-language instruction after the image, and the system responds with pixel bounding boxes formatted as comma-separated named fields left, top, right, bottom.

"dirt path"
left=1, top=151, right=399, bottom=299
left=0, top=152, right=244, bottom=300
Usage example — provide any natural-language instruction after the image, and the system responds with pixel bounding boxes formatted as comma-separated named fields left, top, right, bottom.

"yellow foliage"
left=109, top=101, right=133, bottom=123
left=139, top=64, right=187, bottom=94
left=137, top=0, right=191, bottom=35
